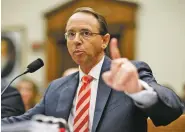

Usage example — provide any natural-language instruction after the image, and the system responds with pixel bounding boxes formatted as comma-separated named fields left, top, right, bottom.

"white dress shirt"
left=68, top=56, right=157, bottom=132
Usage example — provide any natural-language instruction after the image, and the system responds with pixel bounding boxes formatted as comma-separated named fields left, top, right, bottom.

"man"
left=2, top=7, right=184, bottom=132
left=1, top=81, right=25, bottom=118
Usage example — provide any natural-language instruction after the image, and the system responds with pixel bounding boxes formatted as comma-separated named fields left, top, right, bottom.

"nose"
left=73, top=33, right=82, bottom=45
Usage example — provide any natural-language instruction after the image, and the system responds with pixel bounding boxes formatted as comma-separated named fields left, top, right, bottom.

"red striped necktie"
left=73, top=75, right=93, bottom=132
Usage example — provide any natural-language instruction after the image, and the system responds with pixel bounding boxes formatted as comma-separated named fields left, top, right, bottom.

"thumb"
left=110, top=38, right=121, bottom=59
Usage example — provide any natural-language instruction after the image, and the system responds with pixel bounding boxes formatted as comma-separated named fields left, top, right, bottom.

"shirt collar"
left=79, top=55, right=105, bottom=82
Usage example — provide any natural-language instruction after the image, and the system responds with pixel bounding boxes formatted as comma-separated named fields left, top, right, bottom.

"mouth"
left=73, top=49, right=85, bottom=56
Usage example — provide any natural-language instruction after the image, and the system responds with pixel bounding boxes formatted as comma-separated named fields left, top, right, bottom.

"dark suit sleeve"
left=1, top=87, right=25, bottom=118
left=133, top=61, right=184, bottom=126
left=1, top=83, right=52, bottom=124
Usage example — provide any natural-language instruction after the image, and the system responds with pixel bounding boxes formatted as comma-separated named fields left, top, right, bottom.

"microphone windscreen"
left=27, top=58, right=44, bottom=73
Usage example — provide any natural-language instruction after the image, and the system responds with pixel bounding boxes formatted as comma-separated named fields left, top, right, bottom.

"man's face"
left=66, top=12, right=108, bottom=66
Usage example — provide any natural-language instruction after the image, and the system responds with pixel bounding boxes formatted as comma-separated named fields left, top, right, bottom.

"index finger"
left=109, top=38, right=121, bottom=59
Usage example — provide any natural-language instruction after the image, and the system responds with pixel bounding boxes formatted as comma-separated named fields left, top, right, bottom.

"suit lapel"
left=56, top=73, right=79, bottom=121
left=92, top=56, right=112, bottom=132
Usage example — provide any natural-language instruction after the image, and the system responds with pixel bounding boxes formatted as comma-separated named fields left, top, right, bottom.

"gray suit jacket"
left=2, top=56, right=184, bottom=132
left=1, top=84, right=25, bottom=118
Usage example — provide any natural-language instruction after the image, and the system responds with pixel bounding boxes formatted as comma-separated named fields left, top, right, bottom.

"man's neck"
left=80, top=53, right=104, bottom=74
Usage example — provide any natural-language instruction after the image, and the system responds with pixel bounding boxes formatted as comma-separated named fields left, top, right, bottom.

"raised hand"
left=102, top=38, right=143, bottom=93
left=109, top=38, right=121, bottom=59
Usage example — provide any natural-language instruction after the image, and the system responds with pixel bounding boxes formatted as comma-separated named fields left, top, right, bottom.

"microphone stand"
left=1, top=69, right=29, bottom=96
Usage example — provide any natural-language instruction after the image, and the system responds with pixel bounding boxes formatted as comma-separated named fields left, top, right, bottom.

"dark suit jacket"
left=2, top=56, right=184, bottom=132
left=1, top=84, right=25, bottom=118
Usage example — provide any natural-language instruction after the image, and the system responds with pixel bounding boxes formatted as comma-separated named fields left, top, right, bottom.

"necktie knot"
left=82, top=75, right=93, bottom=84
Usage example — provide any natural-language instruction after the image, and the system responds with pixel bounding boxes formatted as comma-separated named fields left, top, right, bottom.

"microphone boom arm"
left=1, top=70, right=28, bottom=96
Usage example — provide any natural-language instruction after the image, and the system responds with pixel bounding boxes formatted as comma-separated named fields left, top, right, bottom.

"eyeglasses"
left=64, top=30, right=102, bottom=40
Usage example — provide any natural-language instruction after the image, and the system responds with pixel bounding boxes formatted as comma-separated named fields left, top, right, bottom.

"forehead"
left=66, top=12, right=100, bottom=31
left=19, top=81, right=33, bottom=88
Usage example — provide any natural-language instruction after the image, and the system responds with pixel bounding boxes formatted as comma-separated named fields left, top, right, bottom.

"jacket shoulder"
left=47, top=71, right=79, bottom=90
left=131, top=60, right=152, bottom=71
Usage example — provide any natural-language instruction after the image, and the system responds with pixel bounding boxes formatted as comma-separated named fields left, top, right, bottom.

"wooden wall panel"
left=44, top=0, right=138, bottom=84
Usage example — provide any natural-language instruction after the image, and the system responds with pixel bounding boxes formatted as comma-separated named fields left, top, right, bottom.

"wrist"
left=137, top=80, right=144, bottom=92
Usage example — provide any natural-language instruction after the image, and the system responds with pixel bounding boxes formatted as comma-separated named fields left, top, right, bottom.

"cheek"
left=90, top=42, right=103, bottom=53
left=84, top=40, right=96, bottom=50
left=67, top=43, right=73, bottom=54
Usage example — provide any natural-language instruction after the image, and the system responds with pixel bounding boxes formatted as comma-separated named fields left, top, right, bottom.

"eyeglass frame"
left=64, top=30, right=103, bottom=40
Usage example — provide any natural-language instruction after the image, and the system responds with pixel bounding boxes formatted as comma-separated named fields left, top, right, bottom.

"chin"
left=72, top=58, right=81, bottom=65
left=75, top=59, right=87, bottom=66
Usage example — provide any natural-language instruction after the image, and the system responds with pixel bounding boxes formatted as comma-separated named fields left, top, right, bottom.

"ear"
left=101, top=33, right=110, bottom=50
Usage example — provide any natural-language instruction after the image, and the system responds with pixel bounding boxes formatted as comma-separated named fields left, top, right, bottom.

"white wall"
left=136, top=0, right=185, bottom=95
left=2, top=0, right=185, bottom=95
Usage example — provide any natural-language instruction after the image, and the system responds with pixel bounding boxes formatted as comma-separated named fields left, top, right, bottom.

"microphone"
left=25, top=58, right=44, bottom=74
left=1, top=58, right=44, bottom=96
left=32, top=114, right=70, bottom=132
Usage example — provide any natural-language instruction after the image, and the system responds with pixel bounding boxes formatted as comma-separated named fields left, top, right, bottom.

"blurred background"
left=1, top=0, right=185, bottom=101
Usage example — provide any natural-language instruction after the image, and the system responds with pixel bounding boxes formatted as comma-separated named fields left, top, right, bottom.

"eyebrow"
left=80, top=28, right=91, bottom=31
left=67, top=29, right=75, bottom=32
left=66, top=28, right=92, bottom=32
